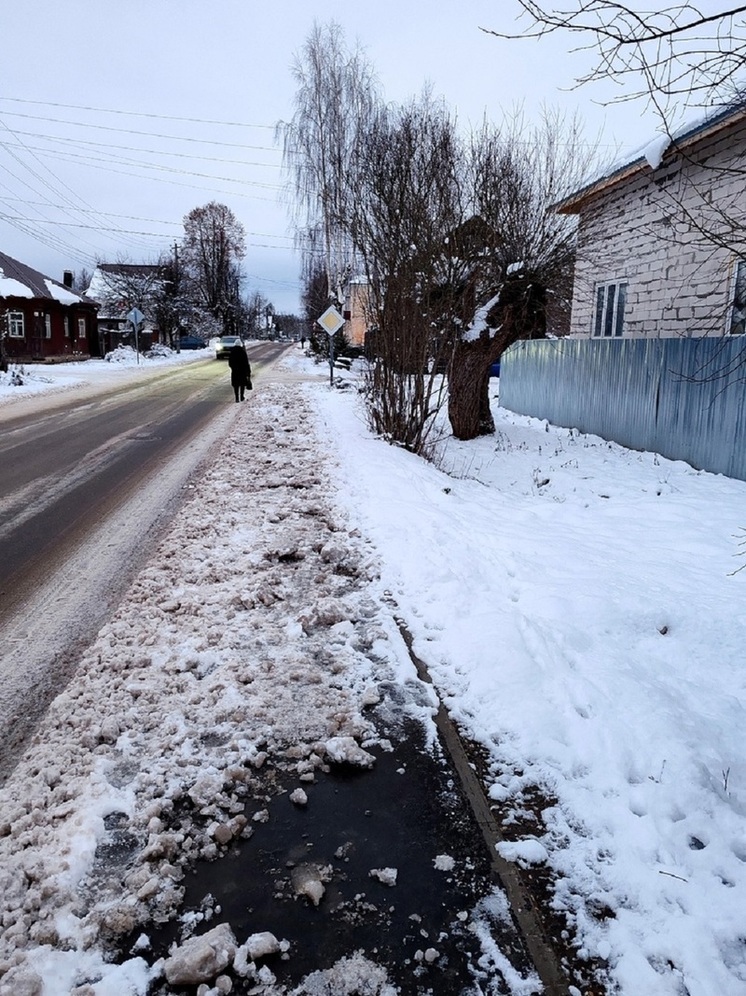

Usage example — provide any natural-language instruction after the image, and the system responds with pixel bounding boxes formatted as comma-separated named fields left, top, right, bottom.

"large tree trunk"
left=447, top=275, right=548, bottom=441
left=447, top=335, right=497, bottom=440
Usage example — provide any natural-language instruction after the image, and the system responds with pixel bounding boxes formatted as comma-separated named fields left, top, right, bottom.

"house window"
left=64, top=315, right=70, bottom=337
left=44, top=314, right=52, bottom=339
left=729, top=259, right=746, bottom=335
left=8, top=311, right=24, bottom=338
left=593, top=282, right=627, bottom=338
left=77, top=317, right=86, bottom=338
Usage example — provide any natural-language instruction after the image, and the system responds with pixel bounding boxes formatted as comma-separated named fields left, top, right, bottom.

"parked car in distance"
left=490, top=359, right=501, bottom=378
left=179, top=334, right=207, bottom=350
left=215, top=335, right=244, bottom=359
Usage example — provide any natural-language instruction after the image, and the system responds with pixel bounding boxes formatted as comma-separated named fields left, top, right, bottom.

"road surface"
left=0, top=342, right=288, bottom=782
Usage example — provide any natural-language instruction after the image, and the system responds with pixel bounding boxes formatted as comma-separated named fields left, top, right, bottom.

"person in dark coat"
left=228, top=342, right=252, bottom=402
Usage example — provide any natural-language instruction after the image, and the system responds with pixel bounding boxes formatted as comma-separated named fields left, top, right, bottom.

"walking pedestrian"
left=228, top=342, right=252, bottom=402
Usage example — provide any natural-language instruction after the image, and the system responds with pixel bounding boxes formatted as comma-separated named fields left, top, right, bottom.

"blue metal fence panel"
left=500, top=337, right=746, bottom=481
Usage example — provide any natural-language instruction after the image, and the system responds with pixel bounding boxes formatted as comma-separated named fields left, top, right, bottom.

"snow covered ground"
left=0, top=347, right=744, bottom=995
left=0, top=345, right=209, bottom=411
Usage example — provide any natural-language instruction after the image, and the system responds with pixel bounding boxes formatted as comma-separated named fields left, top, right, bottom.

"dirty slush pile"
left=0, top=384, right=533, bottom=995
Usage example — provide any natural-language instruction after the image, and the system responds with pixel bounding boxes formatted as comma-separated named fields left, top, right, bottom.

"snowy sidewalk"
left=0, top=376, right=534, bottom=995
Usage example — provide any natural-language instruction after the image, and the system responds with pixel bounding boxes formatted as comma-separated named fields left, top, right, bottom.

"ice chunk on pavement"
left=164, top=923, right=237, bottom=985
left=323, top=736, right=376, bottom=768
left=433, top=854, right=455, bottom=871
left=361, top=685, right=381, bottom=707
left=294, top=952, right=397, bottom=994
left=369, top=867, right=398, bottom=886
left=291, top=863, right=332, bottom=905
left=188, top=772, right=224, bottom=808
left=243, top=930, right=281, bottom=960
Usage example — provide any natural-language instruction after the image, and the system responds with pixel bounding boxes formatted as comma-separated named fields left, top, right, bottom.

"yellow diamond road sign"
left=317, top=306, right=344, bottom=336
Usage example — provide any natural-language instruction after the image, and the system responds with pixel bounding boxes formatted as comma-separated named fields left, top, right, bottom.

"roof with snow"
left=0, top=250, right=89, bottom=306
left=556, top=99, right=746, bottom=215
left=85, top=263, right=166, bottom=304
left=97, top=262, right=164, bottom=278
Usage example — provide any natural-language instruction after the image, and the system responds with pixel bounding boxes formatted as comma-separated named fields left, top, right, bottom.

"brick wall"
left=570, top=116, right=746, bottom=338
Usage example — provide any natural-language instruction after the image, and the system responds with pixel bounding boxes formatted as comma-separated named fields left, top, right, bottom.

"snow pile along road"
left=0, top=383, right=424, bottom=994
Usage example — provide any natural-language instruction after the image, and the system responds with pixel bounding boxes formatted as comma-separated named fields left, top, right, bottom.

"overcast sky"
left=1, top=0, right=663, bottom=314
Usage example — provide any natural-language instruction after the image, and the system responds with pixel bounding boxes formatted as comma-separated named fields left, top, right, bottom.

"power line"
left=0, top=215, right=176, bottom=237
left=0, top=150, right=283, bottom=202
left=5, top=130, right=283, bottom=170
left=0, top=198, right=181, bottom=226
left=0, top=197, right=298, bottom=243
left=0, top=110, right=280, bottom=152
left=0, top=114, right=157, bottom=254
left=2, top=143, right=284, bottom=190
left=245, top=272, right=301, bottom=289
left=0, top=98, right=297, bottom=271
left=0, top=148, right=132, bottom=258
left=0, top=215, right=299, bottom=250
left=0, top=95, right=276, bottom=130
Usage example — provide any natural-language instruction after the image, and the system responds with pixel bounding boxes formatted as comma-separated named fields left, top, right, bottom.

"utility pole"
left=173, top=242, right=181, bottom=352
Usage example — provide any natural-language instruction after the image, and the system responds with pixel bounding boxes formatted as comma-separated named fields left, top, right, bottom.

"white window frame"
left=8, top=311, right=24, bottom=338
left=44, top=314, right=52, bottom=339
left=64, top=315, right=70, bottom=337
left=77, top=316, right=86, bottom=339
left=729, top=259, right=746, bottom=335
left=593, top=281, right=627, bottom=338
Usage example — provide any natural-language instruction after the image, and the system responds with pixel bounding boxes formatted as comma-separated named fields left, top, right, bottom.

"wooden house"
left=0, top=251, right=98, bottom=362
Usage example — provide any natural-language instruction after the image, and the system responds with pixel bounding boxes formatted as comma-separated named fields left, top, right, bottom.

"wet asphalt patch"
left=137, top=718, right=535, bottom=994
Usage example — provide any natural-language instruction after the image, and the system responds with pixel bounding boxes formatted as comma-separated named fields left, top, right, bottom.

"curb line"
left=393, top=613, right=572, bottom=996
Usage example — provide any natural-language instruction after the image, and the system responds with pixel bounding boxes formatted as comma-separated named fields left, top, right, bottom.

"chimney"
left=63, top=270, right=74, bottom=289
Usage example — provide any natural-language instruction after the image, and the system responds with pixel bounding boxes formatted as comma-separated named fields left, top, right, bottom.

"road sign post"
left=126, top=308, right=145, bottom=365
left=316, top=306, right=345, bottom=386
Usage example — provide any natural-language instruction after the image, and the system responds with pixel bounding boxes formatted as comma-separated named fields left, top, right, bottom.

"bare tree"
left=301, top=263, right=330, bottom=354
left=278, top=21, right=379, bottom=306
left=244, top=290, right=270, bottom=338
left=181, top=202, right=246, bottom=335
left=280, top=25, right=600, bottom=449
left=90, top=259, right=166, bottom=328
left=274, top=313, right=305, bottom=339
left=447, top=109, right=593, bottom=440
left=72, top=268, right=91, bottom=295
left=152, top=247, right=187, bottom=348
left=486, top=3, right=746, bottom=124
left=346, top=93, right=465, bottom=453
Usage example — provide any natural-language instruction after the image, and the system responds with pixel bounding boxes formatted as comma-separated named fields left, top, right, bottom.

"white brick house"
left=558, top=102, right=746, bottom=339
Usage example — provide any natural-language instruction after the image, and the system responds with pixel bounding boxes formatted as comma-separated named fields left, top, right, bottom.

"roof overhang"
left=555, top=102, right=746, bottom=215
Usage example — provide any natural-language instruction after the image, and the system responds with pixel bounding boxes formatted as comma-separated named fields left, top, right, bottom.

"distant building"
left=0, top=251, right=98, bottom=361
left=342, top=276, right=370, bottom=348
left=85, top=262, right=165, bottom=354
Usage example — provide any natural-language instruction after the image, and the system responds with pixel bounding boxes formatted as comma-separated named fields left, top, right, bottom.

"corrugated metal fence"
left=500, top=337, right=746, bottom=481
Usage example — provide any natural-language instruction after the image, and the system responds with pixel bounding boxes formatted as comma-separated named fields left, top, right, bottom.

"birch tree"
left=278, top=21, right=379, bottom=306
